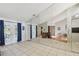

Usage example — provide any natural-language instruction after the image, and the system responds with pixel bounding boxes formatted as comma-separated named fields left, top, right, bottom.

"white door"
left=32, top=25, right=36, bottom=39
left=22, top=23, right=26, bottom=41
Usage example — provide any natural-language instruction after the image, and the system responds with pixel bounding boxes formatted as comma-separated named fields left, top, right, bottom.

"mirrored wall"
left=67, top=4, right=79, bottom=53
left=70, top=4, right=79, bottom=53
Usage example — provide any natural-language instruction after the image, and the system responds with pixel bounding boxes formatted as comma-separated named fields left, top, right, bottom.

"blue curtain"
left=0, top=20, right=5, bottom=45
left=17, top=23, right=22, bottom=42
left=36, top=26, right=37, bottom=37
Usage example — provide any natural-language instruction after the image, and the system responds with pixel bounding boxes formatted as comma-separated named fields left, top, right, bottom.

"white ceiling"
left=0, top=3, right=52, bottom=21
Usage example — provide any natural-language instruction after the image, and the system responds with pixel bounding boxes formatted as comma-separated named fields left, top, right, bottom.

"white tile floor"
left=0, top=38, right=79, bottom=56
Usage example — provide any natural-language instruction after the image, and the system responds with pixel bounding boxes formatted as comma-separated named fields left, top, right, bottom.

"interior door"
left=48, top=26, right=55, bottom=38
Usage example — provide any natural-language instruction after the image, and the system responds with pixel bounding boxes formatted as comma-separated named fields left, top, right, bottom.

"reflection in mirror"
left=36, top=19, right=68, bottom=51
left=71, top=12, right=79, bottom=53
left=69, top=4, right=79, bottom=53
left=51, top=19, right=68, bottom=43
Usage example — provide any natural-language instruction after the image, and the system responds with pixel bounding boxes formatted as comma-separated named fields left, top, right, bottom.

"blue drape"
left=30, top=25, right=32, bottom=39
left=17, top=23, right=22, bottom=42
left=0, top=20, right=5, bottom=45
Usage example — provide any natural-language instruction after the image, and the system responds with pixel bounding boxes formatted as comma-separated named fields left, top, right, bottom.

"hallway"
left=0, top=3, right=79, bottom=56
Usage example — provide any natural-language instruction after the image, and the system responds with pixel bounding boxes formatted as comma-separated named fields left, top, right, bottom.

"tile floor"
left=0, top=38, right=79, bottom=56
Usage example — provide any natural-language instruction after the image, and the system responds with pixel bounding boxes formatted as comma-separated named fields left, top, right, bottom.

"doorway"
left=48, top=26, right=55, bottom=38
left=30, top=25, right=37, bottom=39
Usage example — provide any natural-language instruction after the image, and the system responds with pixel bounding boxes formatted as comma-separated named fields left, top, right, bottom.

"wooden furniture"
left=42, top=32, right=48, bottom=38
left=51, top=34, right=67, bottom=43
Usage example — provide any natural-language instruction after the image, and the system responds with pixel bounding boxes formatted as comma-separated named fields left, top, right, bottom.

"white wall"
left=21, top=22, right=26, bottom=41
left=26, top=24, right=30, bottom=40
left=55, top=20, right=67, bottom=35
left=32, top=25, right=36, bottom=39
left=47, top=10, right=67, bottom=26
left=72, top=19, right=79, bottom=27
left=37, top=25, right=41, bottom=37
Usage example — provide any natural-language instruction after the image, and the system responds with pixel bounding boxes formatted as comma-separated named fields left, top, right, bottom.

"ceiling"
left=0, top=3, right=52, bottom=21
